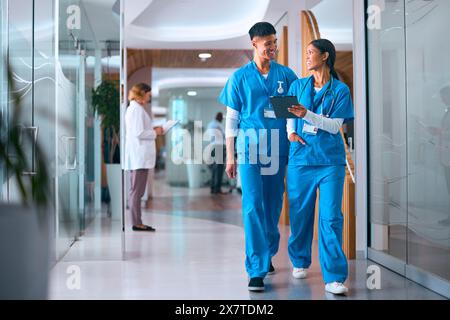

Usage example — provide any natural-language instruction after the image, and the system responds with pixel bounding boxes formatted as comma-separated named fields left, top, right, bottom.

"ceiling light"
left=187, top=91, right=198, bottom=97
left=198, top=53, right=212, bottom=60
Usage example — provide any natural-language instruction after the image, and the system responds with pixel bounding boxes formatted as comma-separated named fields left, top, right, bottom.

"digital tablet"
left=269, top=96, right=300, bottom=118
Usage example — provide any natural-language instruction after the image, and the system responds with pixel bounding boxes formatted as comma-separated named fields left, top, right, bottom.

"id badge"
left=264, top=108, right=276, bottom=119
left=302, top=122, right=318, bottom=135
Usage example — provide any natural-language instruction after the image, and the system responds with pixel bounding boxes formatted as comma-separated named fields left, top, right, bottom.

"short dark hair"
left=249, top=22, right=276, bottom=40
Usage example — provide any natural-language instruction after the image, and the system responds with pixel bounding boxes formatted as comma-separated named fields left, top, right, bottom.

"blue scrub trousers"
left=239, top=155, right=287, bottom=278
left=287, top=165, right=348, bottom=284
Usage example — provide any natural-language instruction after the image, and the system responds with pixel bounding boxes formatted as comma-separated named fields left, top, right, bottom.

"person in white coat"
left=125, top=83, right=163, bottom=231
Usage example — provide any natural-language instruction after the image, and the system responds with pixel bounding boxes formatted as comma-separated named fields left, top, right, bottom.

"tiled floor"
left=48, top=183, right=446, bottom=300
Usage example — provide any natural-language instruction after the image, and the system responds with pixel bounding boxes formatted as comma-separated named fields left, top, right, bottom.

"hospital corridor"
left=48, top=176, right=444, bottom=300
left=0, top=0, right=449, bottom=306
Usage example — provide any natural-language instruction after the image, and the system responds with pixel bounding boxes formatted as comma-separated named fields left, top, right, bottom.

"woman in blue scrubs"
left=219, top=22, right=298, bottom=292
left=286, top=39, right=354, bottom=295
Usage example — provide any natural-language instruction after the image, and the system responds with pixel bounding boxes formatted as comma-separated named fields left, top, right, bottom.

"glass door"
left=6, top=0, right=35, bottom=202
left=405, top=0, right=450, bottom=284
left=55, top=0, right=82, bottom=259
left=2, top=0, right=123, bottom=263
left=55, top=0, right=123, bottom=261
left=367, top=0, right=450, bottom=297
left=367, top=0, right=408, bottom=267
left=0, top=0, right=7, bottom=200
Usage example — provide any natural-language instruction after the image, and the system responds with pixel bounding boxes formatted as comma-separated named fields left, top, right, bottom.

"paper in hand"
left=161, top=120, right=180, bottom=134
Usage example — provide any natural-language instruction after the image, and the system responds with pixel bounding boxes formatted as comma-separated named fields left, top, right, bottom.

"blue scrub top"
left=288, top=76, right=354, bottom=166
left=218, top=61, right=298, bottom=157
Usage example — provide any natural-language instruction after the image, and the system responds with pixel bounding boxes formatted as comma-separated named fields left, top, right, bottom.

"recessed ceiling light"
left=198, top=53, right=212, bottom=60
left=187, top=91, right=198, bottom=97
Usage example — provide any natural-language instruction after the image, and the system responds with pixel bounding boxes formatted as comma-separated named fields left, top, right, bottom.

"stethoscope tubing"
left=299, top=76, right=336, bottom=117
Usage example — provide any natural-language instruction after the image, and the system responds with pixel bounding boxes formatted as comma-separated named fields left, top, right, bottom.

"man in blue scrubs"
left=218, top=22, right=298, bottom=291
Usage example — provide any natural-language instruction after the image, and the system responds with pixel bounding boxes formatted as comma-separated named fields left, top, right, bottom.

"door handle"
left=64, top=136, right=77, bottom=170
left=21, top=126, right=39, bottom=176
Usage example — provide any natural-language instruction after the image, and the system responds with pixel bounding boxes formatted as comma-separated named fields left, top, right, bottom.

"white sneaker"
left=325, top=282, right=348, bottom=295
left=292, top=268, right=308, bottom=279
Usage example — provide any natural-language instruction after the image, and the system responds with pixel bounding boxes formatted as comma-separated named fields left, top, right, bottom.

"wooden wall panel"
left=301, top=10, right=321, bottom=77
left=276, top=26, right=289, bottom=67
left=336, top=51, right=354, bottom=98
left=127, top=49, right=253, bottom=79
left=276, top=26, right=291, bottom=227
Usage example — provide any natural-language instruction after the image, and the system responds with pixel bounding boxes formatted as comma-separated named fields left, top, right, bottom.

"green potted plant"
left=0, top=65, right=52, bottom=299
left=92, top=80, right=120, bottom=164
left=91, top=80, right=122, bottom=218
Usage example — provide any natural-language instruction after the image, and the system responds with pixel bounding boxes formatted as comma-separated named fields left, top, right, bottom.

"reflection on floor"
left=49, top=181, right=446, bottom=300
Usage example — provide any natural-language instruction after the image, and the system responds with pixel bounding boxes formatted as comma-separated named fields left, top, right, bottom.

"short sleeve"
left=286, top=68, right=298, bottom=89
left=331, top=84, right=354, bottom=123
left=287, top=79, right=300, bottom=96
left=218, top=73, right=242, bottom=112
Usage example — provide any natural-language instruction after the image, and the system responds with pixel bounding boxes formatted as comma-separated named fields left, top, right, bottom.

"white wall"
left=353, top=0, right=368, bottom=256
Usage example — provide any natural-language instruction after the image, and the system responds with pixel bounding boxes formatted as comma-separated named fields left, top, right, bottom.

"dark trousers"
left=210, top=147, right=225, bottom=193
left=129, top=169, right=149, bottom=226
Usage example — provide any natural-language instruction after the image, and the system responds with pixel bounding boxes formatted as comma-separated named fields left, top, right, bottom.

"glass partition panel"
left=405, top=0, right=450, bottom=281
left=1, top=0, right=122, bottom=263
left=54, top=0, right=81, bottom=260
left=7, top=0, right=34, bottom=193
left=0, top=0, right=6, bottom=201
left=367, top=0, right=408, bottom=262
left=55, top=0, right=122, bottom=261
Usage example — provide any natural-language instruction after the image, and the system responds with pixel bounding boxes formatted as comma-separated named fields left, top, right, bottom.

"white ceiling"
left=125, top=0, right=300, bottom=49
left=129, top=0, right=270, bottom=42
left=152, top=68, right=235, bottom=98
left=81, top=0, right=120, bottom=43
left=78, top=0, right=353, bottom=50
left=311, top=0, right=354, bottom=50
left=8, top=0, right=353, bottom=51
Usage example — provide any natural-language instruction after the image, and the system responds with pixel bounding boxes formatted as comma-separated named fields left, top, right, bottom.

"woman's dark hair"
left=309, top=39, right=339, bottom=79
left=249, top=22, right=276, bottom=40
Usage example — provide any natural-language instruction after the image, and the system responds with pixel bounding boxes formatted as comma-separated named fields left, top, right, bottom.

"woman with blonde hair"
left=124, top=83, right=163, bottom=231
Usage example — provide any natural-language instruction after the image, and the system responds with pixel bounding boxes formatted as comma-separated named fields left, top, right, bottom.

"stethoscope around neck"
left=300, top=75, right=337, bottom=118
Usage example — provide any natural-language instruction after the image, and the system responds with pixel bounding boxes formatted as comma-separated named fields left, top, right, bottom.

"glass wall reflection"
left=368, top=0, right=450, bottom=285
left=405, top=0, right=450, bottom=281
left=0, top=0, right=6, bottom=201
left=1, top=0, right=122, bottom=263
left=367, top=0, right=408, bottom=262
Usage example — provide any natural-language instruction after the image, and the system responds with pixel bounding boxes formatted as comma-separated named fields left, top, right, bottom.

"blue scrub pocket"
left=288, top=141, right=306, bottom=161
